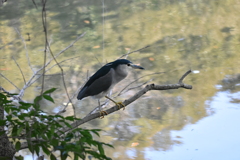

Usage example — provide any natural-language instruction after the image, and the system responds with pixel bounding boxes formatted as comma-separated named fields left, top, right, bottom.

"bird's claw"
left=116, top=102, right=125, bottom=110
left=99, top=110, right=108, bottom=119
left=105, top=96, right=125, bottom=110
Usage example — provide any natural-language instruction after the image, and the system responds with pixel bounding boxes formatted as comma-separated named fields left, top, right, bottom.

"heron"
left=77, top=59, right=144, bottom=118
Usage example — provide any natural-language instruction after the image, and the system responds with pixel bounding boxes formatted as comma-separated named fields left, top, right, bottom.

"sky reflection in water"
left=144, top=91, right=240, bottom=160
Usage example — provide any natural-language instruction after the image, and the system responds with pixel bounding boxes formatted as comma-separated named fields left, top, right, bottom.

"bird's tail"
left=77, top=87, right=87, bottom=100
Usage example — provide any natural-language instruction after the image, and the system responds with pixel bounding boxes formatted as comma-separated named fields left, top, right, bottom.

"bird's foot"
left=105, top=96, right=125, bottom=110
left=99, top=110, right=108, bottom=119
left=116, top=101, right=125, bottom=110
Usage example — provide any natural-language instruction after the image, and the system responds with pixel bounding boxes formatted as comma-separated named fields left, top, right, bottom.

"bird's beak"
left=130, top=64, right=144, bottom=70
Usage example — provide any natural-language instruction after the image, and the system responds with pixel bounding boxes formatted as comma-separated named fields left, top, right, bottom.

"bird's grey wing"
left=77, top=69, right=113, bottom=99
left=77, top=86, right=88, bottom=100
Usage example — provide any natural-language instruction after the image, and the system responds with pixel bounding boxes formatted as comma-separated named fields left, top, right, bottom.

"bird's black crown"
left=105, top=59, right=132, bottom=68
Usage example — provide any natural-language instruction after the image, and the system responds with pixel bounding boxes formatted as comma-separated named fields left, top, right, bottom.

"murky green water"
left=1, top=0, right=240, bottom=159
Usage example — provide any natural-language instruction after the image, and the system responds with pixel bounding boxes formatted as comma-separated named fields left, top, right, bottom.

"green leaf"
left=12, top=125, right=18, bottom=136
left=74, top=152, right=85, bottom=160
left=42, top=144, right=51, bottom=155
left=5, top=107, right=10, bottom=114
left=14, top=155, right=24, bottom=160
left=51, top=138, right=58, bottom=147
left=19, top=102, right=32, bottom=107
left=97, top=143, right=105, bottom=155
left=15, top=141, right=21, bottom=151
left=18, top=114, right=24, bottom=120
left=34, top=95, right=42, bottom=110
left=34, top=144, right=40, bottom=156
left=50, top=153, right=57, bottom=160
left=50, top=125, right=55, bottom=135
left=0, top=120, right=6, bottom=126
left=65, top=133, right=74, bottom=142
left=17, top=127, right=23, bottom=136
left=0, top=93, right=7, bottom=101
left=102, top=143, right=114, bottom=148
left=34, top=95, right=42, bottom=103
left=80, top=130, right=92, bottom=139
left=0, top=131, right=5, bottom=136
left=65, top=116, right=75, bottom=121
left=27, top=139, right=34, bottom=154
left=64, top=121, right=72, bottom=129
left=85, top=150, right=100, bottom=158
left=91, top=130, right=100, bottom=137
left=43, top=95, right=55, bottom=103
left=42, top=134, right=48, bottom=140
left=19, top=102, right=32, bottom=110
left=43, top=88, right=57, bottom=94
left=46, top=131, right=52, bottom=140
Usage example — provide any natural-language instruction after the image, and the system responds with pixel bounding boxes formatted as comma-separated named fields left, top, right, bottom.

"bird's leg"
left=98, top=99, right=108, bottom=119
left=105, top=96, right=125, bottom=110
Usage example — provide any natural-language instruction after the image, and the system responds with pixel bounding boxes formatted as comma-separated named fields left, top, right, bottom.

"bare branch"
left=29, top=56, right=81, bottom=86
left=32, top=0, right=38, bottom=9
left=0, top=73, right=21, bottom=91
left=17, top=33, right=86, bottom=98
left=57, top=69, right=89, bottom=115
left=19, top=70, right=192, bottom=150
left=14, top=28, right=34, bottom=73
left=117, top=72, right=165, bottom=96
left=179, top=69, right=192, bottom=83
left=40, top=0, right=47, bottom=95
left=56, top=85, right=82, bottom=115
left=118, top=79, right=153, bottom=96
left=118, top=45, right=150, bottom=59
left=60, top=70, right=192, bottom=134
left=12, top=56, right=26, bottom=85
left=40, top=1, right=76, bottom=116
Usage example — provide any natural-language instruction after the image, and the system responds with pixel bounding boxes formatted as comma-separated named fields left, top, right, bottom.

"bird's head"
left=107, top=59, right=144, bottom=78
left=108, top=59, right=144, bottom=70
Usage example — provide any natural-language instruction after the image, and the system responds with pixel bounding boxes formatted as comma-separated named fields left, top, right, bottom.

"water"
left=1, top=0, right=240, bottom=159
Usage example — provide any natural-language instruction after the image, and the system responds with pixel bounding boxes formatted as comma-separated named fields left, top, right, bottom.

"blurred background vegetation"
left=1, top=0, right=240, bottom=159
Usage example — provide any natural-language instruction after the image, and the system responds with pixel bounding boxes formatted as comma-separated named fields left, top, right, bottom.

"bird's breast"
left=112, top=65, right=129, bottom=84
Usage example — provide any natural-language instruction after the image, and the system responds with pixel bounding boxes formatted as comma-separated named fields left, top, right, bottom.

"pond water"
left=1, top=0, right=240, bottom=160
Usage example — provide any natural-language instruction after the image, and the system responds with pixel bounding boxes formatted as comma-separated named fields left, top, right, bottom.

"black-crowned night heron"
left=77, top=59, right=144, bottom=118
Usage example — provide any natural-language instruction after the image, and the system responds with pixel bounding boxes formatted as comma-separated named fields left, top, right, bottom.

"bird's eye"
left=127, top=63, right=130, bottom=66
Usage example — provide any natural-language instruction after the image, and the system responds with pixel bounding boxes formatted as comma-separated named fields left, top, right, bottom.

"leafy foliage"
left=0, top=88, right=113, bottom=160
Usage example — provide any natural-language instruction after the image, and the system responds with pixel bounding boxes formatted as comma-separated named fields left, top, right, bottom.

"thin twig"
left=29, top=56, right=81, bottom=85
left=14, top=28, right=34, bottom=73
left=12, top=56, right=26, bottom=85
left=56, top=85, right=82, bottom=115
left=101, top=0, right=105, bottom=57
left=40, top=0, right=47, bottom=95
left=118, top=45, right=150, bottom=59
left=17, top=32, right=85, bottom=98
left=47, top=47, right=76, bottom=117
left=0, top=38, right=18, bottom=50
left=40, top=0, right=76, bottom=117
left=179, top=70, right=192, bottom=83
left=117, top=79, right=153, bottom=96
left=32, top=0, right=38, bottom=9
left=117, top=72, right=165, bottom=96
left=0, top=73, right=21, bottom=91
left=57, top=68, right=89, bottom=115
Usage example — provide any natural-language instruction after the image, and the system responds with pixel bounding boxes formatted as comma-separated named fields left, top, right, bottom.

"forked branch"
left=19, top=69, right=192, bottom=150
left=61, top=70, right=192, bottom=133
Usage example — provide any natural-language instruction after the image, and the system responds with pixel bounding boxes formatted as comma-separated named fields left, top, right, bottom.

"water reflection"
left=1, top=0, right=240, bottom=159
